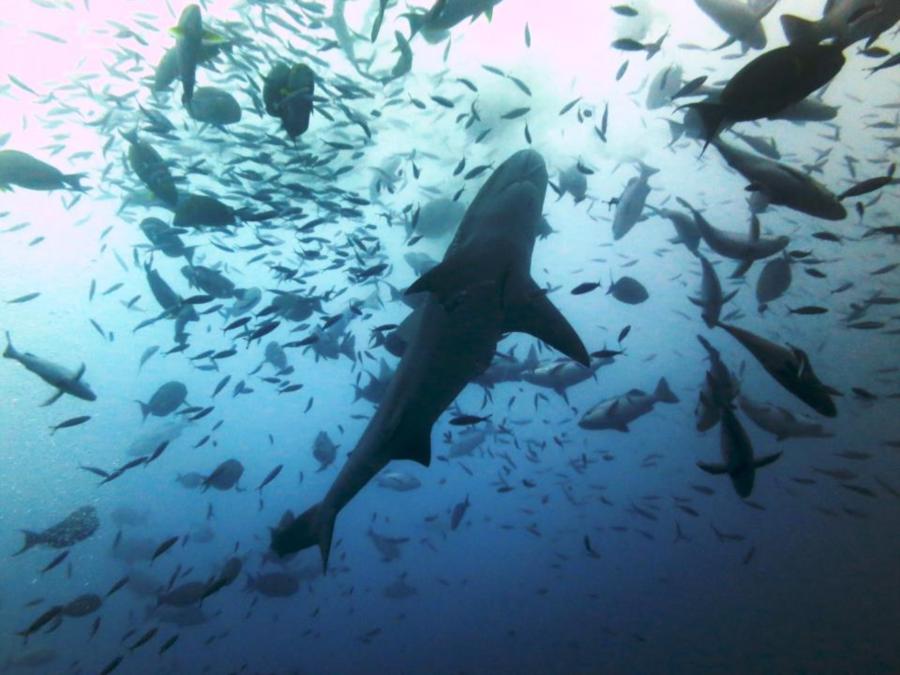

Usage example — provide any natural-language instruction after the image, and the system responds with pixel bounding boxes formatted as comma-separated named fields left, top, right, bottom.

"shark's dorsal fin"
left=74, top=363, right=86, bottom=381
left=503, top=277, right=589, bottom=366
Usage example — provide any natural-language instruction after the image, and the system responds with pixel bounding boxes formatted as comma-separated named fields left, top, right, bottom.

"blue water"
left=1, top=1, right=899, bottom=673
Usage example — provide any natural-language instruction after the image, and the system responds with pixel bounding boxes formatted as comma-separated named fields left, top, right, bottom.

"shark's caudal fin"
left=270, top=504, right=336, bottom=572
left=13, top=530, right=41, bottom=556
left=504, top=278, right=590, bottom=366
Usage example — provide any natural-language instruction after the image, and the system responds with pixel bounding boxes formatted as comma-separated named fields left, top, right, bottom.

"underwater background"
left=1, top=0, right=898, bottom=673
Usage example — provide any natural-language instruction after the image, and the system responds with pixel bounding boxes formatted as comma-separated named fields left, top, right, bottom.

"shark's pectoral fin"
left=393, top=427, right=432, bottom=467
left=697, top=460, right=729, bottom=475
left=405, top=256, right=475, bottom=307
left=74, top=363, right=86, bottom=381
left=504, top=280, right=589, bottom=366
left=41, top=389, right=64, bottom=407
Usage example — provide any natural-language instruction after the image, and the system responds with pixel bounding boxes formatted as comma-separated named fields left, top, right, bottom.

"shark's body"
left=270, top=150, right=588, bottom=569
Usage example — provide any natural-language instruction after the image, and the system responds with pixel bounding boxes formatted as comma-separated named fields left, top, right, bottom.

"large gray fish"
left=717, top=322, right=837, bottom=417
left=121, top=131, right=177, bottom=207
left=711, top=139, right=846, bottom=220
left=739, top=395, right=833, bottom=441
left=405, top=0, right=503, bottom=43
left=682, top=43, right=845, bottom=149
left=270, top=150, right=588, bottom=570
left=15, top=506, right=99, bottom=555
left=612, top=162, right=658, bottom=240
left=4, top=333, right=96, bottom=405
left=694, top=0, right=781, bottom=51
left=677, top=197, right=789, bottom=277
left=0, top=150, right=85, bottom=191
left=781, top=0, right=900, bottom=48
left=523, top=355, right=614, bottom=402
left=173, top=4, right=203, bottom=107
left=579, top=378, right=679, bottom=431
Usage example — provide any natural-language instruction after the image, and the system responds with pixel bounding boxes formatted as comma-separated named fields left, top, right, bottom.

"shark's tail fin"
left=654, top=377, right=679, bottom=404
left=270, top=504, right=335, bottom=573
left=780, top=14, right=820, bottom=45
left=3, top=331, right=17, bottom=359
left=13, top=530, right=41, bottom=556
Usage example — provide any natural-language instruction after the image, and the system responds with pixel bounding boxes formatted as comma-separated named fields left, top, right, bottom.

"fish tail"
left=13, top=530, right=41, bottom=556
left=654, top=377, right=679, bottom=404
left=62, top=173, right=87, bottom=192
left=270, top=503, right=336, bottom=573
left=779, top=14, right=820, bottom=45
left=680, top=102, right=725, bottom=153
left=401, top=11, right=426, bottom=37
left=340, top=333, right=356, bottom=362
left=3, top=331, right=16, bottom=359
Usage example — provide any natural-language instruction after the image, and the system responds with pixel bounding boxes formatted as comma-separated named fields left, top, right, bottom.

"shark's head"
left=455, top=149, right=548, bottom=249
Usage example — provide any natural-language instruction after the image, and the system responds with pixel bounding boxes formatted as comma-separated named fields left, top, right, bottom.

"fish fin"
left=340, top=334, right=356, bottom=362
left=393, top=426, right=432, bottom=467
left=74, top=363, right=86, bottom=381
left=696, top=461, right=729, bottom=475
left=753, top=451, right=782, bottom=469
left=780, top=14, right=820, bottom=45
left=731, top=259, right=753, bottom=278
left=404, top=255, right=470, bottom=303
left=136, top=401, right=150, bottom=422
left=62, top=173, right=87, bottom=192
left=712, top=35, right=736, bottom=51
left=723, top=289, right=740, bottom=304
left=615, top=422, right=630, bottom=432
left=40, top=389, right=64, bottom=407
left=503, top=278, right=590, bottom=366
left=14, top=530, right=41, bottom=556
left=749, top=214, right=761, bottom=242
left=400, top=11, right=426, bottom=37
left=687, top=296, right=704, bottom=307
left=270, top=504, right=335, bottom=573
left=3, top=331, right=16, bottom=359
left=678, top=102, right=725, bottom=153
left=654, top=377, right=679, bottom=404
left=169, top=26, right=184, bottom=36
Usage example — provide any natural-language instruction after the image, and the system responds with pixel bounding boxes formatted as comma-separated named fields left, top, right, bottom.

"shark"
left=270, top=149, right=589, bottom=570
